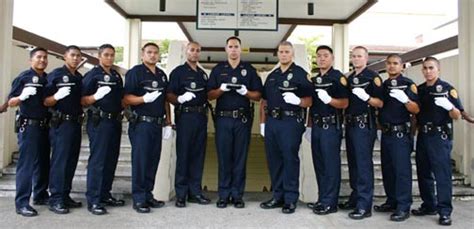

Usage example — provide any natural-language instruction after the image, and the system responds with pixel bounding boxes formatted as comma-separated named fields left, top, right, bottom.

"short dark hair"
left=98, top=44, right=115, bottom=55
left=226, top=36, right=241, bottom=45
left=142, top=42, right=159, bottom=51
left=386, top=54, right=403, bottom=63
left=423, top=56, right=440, bottom=67
left=65, top=45, right=81, bottom=54
left=30, top=47, right=47, bottom=58
left=316, top=45, right=333, bottom=54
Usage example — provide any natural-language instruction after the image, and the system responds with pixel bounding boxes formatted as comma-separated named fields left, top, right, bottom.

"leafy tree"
left=298, top=35, right=323, bottom=73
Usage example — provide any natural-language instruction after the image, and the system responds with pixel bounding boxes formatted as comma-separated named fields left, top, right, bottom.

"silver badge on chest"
left=241, top=69, right=247, bottom=77
left=353, top=77, right=359, bottom=85
left=104, top=75, right=110, bottom=82
left=231, top=77, right=238, bottom=84
left=391, top=79, right=397, bottom=86
left=152, top=81, right=158, bottom=88
left=287, top=73, right=293, bottom=81
left=316, top=77, right=322, bottom=84
left=32, top=76, right=39, bottom=84
left=190, top=82, right=196, bottom=89
left=283, top=80, right=290, bottom=88
left=436, top=85, right=443, bottom=92
left=62, top=75, right=69, bottom=83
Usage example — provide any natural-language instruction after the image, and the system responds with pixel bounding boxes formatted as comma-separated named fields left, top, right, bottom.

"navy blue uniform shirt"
left=44, top=65, right=83, bottom=115
left=82, top=65, right=124, bottom=113
left=8, top=68, right=49, bottom=119
left=310, top=67, right=349, bottom=116
left=207, top=61, right=263, bottom=111
left=379, top=74, right=419, bottom=124
left=167, top=62, right=208, bottom=106
left=263, top=62, right=313, bottom=111
left=346, top=67, right=384, bottom=115
left=124, top=64, right=168, bottom=117
left=417, top=78, right=463, bottom=125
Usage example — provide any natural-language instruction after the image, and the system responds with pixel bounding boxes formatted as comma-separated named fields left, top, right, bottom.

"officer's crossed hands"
left=219, top=83, right=231, bottom=92
left=53, top=86, right=71, bottom=101
left=282, top=92, right=301, bottom=105
left=352, top=87, right=370, bottom=102
left=143, top=91, right=162, bottom=103
left=389, top=89, right=409, bottom=104
left=236, top=85, right=248, bottom=96
left=177, top=92, right=196, bottom=104
left=93, top=86, right=112, bottom=101
left=315, top=89, right=332, bottom=104
left=434, top=97, right=454, bottom=111
left=18, top=86, right=37, bottom=101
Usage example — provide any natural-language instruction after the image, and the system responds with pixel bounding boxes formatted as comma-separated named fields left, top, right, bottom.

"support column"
left=0, top=0, right=15, bottom=171
left=457, top=0, right=474, bottom=186
left=332, top=23, right=350, bottom=73
left=123, top=19, right=142, bottom=68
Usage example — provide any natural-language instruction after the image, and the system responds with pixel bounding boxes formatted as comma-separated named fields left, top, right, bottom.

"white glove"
left=53, top=87, right=71, bottom=101
left=352, top=88, right=370, bottom=102
left=93, top=86, right=111, bottom=101
left=304, top=127, right=312, bottom=142
left=315, top=89, right=332, bottom=104
left=282, top=92, right=301, bottom=105
left=434, top=97, right=454, bottom=111
left=143, top=91, right=161, bottom=103
left=18, top=87, right=37, bottom=101
left=177, top=92, right=196, bottom=104
left=236, top=85, right=248, bottom=96
left=389, top=89, right=409, bottom=104
left=220, top=83, right=230, bottom=92
left=260, top=123, right=265, bottom=137
left=162, top=125, right=173, bottom=140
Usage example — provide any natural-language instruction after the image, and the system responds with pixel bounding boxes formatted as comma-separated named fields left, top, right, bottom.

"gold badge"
left=450, top=89, right=458, bottom=99
left=410, top=84, right=418, bottom=94
left=340, top=76, right=347, bottom=86
left=374, top=76, right=382, bottom=87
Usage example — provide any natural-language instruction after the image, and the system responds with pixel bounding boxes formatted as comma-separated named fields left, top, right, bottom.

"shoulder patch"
left=450, top=89, right=458, bottom=99
left=410, top=84, right=418, bottom=94
left=374, top=76, right=382, bottom=87
left=340, top=76, right=347, bottom=86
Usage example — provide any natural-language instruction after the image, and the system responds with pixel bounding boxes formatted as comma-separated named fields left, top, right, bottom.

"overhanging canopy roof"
left=106, top=0, right=377, bottom=63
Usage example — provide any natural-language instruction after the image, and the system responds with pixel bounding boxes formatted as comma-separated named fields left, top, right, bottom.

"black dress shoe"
left=65, top=197, right=82, bottom=208
left=306, top=202, right=321, bottom=210
left=133, top=202, right=150, bottom=213
left=439, top=215, right=452, bottom=226
left=411, top=207, right=437, bottom=216
left=175, top=198, right=186, bottom=208
left=33, top=198, right=49, bottom=206
left=338, top=201, right=356, bottom=210
left=349, top=209, right=372, bottom=220
left=216, top=198, right=229, bottom=208
left=233, top=199, right=245, bottom=208
left=390, top=211, right=410, bottom=222
left=101, top=197, right=125, bottom=207
left=16, top=206, right=38, bottom=217
left=313, top=205, right=338, bottom=215
left=188, top=194, right=211, bottom=205
left=374, top=203, right=396, bottom=212
left=49, top=203, right=70, bottom=214
left=260, top=198, right=284, bottom=209
left=282, top=203, right=297, bottom=214
left=88, top=204, right=107, bottom=215
left=147, top=198, right=165, bottom=208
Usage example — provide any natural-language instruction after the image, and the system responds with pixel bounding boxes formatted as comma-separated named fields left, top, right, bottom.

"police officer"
left=44, top=45, right=84, bottom=214
left=413, top=57, right=462, bottom=226
left=305, top=45, right=349, bottom=215
left=167, top=41, right=211, bottom=208
left=207, top=36, right=263, bottom=208
left=342, top=46, right=384, bottom=220
left=8, top=47, right=50, bottom=217
left=81, top=44, right=125, bottom=215
left=259, top=41, right=313, bottom=214
left=123, top=42, right=173, bottom=213
left=375, top=54, right=419, bottom=222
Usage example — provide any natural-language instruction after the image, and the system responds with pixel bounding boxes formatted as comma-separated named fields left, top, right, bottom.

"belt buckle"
left=232, top=110, right=239, bottom=119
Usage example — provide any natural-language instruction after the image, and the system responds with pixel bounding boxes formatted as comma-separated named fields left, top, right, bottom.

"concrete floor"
left=1, top=193, right=474, bottom=229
